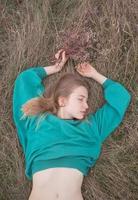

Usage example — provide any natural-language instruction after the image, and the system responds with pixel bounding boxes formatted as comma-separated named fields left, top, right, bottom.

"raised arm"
left=13, top=67, right=48, bottom=106
left=12, top=66, right=48, bottom=153
left=12, top=50, right=68, bottom=153
left=75, top=62, right=131, bottom=143
left=13, top=50, right=68, bottom=108
left=91, top=78, right=131, bottom=143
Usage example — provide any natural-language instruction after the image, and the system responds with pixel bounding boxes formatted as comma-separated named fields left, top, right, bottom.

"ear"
left=58, top=96, right=67, bottom=107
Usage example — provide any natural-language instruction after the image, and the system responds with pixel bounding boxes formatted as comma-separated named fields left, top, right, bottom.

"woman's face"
left=63, top=86, right=89, bottom=120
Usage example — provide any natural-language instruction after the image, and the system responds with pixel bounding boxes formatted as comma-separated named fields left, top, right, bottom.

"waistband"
left=31, top=156, right=94, bottom=179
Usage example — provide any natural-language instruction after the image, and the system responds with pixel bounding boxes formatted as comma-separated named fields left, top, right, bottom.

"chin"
left=75, top=115, right=85, bottom=120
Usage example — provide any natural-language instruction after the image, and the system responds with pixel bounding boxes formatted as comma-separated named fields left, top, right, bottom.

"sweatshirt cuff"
left=33, top=66, right=48, bottom=79
left=102, top=78, right=116, bottom=89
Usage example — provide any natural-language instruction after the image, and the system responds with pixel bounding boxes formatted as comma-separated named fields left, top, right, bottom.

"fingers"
left=61, top=50, right=69, bottom=64
left=62, top=51, right=66, bottom=62
left=75, top=62, right=90, bottom=70
left=55, top=49, right=68, bottom=64
left=75, top=63, right=84, bottom=71
left=55, top=49, right=64, bottom=59
left=75, top=66, right=84, bottom=76
left=54, top=50, right=68, bottom=71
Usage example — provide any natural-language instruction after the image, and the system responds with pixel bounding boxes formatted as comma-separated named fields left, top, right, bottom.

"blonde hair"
left=21, top=73, right=91, bottom=119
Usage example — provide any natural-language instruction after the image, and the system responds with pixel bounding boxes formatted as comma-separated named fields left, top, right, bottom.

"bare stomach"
left=29, top=167, right=84, bottom=200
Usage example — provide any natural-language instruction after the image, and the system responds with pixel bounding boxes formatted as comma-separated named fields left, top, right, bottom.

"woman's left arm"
left=75, top=62, right=132, bottom=143
left=91, top=78, right=131, bottom=143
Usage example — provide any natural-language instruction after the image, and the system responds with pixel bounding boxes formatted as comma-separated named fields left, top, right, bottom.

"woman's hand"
left=44, top=49, right=69, bottom=75
left=75, top=62, right=107, bottom=84
left=75, top=62, right=98, bottom=78
left=53, top=49, right=69, bottom=73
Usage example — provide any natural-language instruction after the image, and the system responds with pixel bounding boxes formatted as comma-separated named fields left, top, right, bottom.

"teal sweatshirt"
left=12, top=67, right=131, bottom=180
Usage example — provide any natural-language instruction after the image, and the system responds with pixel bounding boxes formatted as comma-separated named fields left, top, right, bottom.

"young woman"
left=13, top=49, right=131, bottom=200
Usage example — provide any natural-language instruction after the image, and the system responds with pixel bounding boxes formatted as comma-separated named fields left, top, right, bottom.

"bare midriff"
left=29, top=167, right=84, bottom=200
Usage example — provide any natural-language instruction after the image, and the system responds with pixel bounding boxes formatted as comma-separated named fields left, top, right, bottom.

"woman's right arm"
left=14, top=61, right=65, bottom=105
left=13, top=66, right=48, bottom=105
left=44, top=64, right=60, bottom=75
left=12, top=66, right=48, bottom=153
left=13, top=50, right=68, bottom=116
left=13, top=49, right=68, bottom=104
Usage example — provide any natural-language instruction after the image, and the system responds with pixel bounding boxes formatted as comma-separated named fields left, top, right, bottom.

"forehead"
left=71, top=86, right=88, bottom=98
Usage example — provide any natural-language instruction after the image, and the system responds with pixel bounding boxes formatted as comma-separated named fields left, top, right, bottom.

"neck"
left=57, top=107, right=72, bottom=119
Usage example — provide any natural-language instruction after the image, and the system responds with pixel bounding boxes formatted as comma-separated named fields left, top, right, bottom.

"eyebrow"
left=78, top=95, right=88, bottom=99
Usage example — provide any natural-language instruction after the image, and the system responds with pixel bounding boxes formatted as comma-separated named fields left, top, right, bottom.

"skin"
left=45, top=50, right=107, bottom=84
left=29, top=168, right=84, bottom=200
left=29, top=49, right=108, bottom=200
left=57, top=86, right=89, bottom=120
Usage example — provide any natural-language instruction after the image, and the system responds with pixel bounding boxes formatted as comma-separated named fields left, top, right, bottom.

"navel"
left=56, top=193, right=59, bottom=199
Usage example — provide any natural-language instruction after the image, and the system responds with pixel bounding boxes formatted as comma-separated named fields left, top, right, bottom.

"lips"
left=80, top=111, right=86, bottom=115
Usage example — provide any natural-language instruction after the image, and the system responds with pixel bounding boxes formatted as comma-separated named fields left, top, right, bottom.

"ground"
left=0, top=0, right=138, bottom=199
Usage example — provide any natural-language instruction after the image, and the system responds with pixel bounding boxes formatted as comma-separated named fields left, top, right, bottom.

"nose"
left=84, top=102, right=89, bottom=110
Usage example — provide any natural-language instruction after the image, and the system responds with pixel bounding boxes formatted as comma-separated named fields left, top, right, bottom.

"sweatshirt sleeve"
left=12, top=66, right=47, bottom=153
left=13, top=66, right=47, bottom=105
left=89, top=79, right=131, bottom=143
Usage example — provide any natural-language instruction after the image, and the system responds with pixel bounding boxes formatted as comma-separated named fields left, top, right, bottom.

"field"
left=0, top=0, right=138, bottom=199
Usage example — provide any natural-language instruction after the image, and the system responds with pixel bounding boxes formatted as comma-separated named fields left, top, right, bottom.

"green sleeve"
left=13, top=66, right=47, bottom=105
left=89, top=79, right=131, bottom=143
left=12, top=66, right=47, bottom=153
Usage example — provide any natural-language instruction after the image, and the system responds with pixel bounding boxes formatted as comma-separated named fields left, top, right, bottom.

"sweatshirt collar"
left=47, top=113, right=81, bottom=125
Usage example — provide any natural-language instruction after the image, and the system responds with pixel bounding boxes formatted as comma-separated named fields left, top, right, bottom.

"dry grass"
left=0, top=0, right=138, bottom=199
